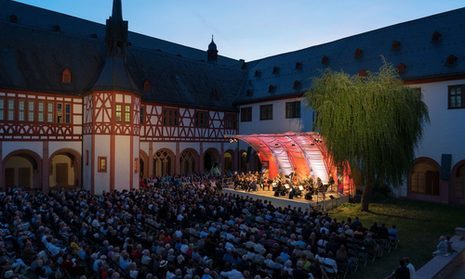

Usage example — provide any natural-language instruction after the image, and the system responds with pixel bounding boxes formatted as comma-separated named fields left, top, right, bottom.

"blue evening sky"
left=13, top=0, right=465, bottom=61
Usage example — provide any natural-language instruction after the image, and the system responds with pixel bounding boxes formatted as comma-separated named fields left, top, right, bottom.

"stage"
left=222, top=187, right=349, bottom=210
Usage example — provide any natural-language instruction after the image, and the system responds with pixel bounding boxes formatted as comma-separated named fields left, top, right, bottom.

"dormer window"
left=321, top=55, right=330, bottom=65
left=61, top=68, right=71, bottom=84
left=9, top=15, right=18, bottom=23
left=391, top=40, right=401, bottom=51
left=396, top=63, right=407, bottom=74
left=446, top=55, right=458, bottom=66
left=143, top=80, right=151, bottom=92
left=211, top=88, right=220, bottom=100
left=268, top=85, right=276, bottom=93
left=295, top=62, right=303, bottom=70
left=272, top=67, right=280, bottom=75
left=52, top=25, right=61, bottom=32
left=354, top=48, right=363, bottom=59
left=254, top=70, right=262, bottom=78
left=293, top=80, right=302, bottom=90
left=432, top=31, right=442, bottom=43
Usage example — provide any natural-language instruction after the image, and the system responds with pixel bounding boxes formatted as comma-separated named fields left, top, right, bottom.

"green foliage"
left=306, top=63, right=429, bottom=187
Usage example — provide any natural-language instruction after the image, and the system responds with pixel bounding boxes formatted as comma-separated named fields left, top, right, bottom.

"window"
left=286, top=101, right=301, bottom=118
left=272, top=67, right=280, bottom=75
left=140, top=106, right=145, bottom=124
left=449, top=85, right=465, bottom=109
left=115, top=104, right=122, bottom=122
left=7, top=99, right=14, bottom=121
left=143, top=80, right=151, bottom=92
left=65, top=104, right=71, bottom=124
left=295, top=62, right=303, bottom=70
left=28, top=101, right=35, bottom=122
left=18, top=100, right=25, bottom=121
left=98, top=157, right=107, bottom=172
left=62, top=68, right=71, bottom=84
left=195, top=110, right=209, bottom=128
left=38, top=102, right=44, bottom=122
left=124, top=104, right=131, bottom=123
left=0, top=98, right=4, bottom=121
left=260, top=104, right=273, bottom=120
left=224, top=112, right=237, bottom=129
left=240, top=107, right=252, bottom=122
left=162, top=108, right=179, bottom=126
left=56, top=103, right=63, bottom=123
left=47, top=103, right=54, bottom=123
left=86, top=150, right=89, bottom=166
left=268, top=85, right=276, bottom=93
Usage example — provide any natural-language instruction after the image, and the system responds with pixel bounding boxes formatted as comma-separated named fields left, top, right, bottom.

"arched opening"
left=49, top=149, right=81, bottom=189
left=153, top=149, right=175, bottom=177
left=203, top=148, right=220, bottom=173
left=409, top=158, right=440, bottom=196
left=180, top=149, right=198, bottom=176
left=140, top=158, right=145, bottom=178
left=3, top=150, right=42, bottom=191
left=224, top=150, right=234, bottom=174
left=452, top=161, right=465, bottom=204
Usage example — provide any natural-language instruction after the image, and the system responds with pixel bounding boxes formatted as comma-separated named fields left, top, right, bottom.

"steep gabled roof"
left=0, top=0, right=246, bottom=110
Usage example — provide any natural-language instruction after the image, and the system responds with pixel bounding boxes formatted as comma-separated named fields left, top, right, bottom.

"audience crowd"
left=1, top=174, right=399, bottom=279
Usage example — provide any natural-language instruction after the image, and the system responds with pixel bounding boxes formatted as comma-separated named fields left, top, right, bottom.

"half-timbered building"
left=0, top=0, right=464, bottom=204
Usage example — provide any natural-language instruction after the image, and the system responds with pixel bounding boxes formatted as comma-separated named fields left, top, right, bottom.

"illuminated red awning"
left=232, top=132, right=333, bottom=183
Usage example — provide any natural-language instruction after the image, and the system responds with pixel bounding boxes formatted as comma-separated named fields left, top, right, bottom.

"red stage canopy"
left=232, top=132, right=335, bottom=184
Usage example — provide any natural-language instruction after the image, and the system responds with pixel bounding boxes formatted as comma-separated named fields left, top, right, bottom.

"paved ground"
left=417, top=234, right=465, bottom=278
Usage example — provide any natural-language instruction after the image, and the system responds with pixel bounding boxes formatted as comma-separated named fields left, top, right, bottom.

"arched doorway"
left=180, top=149, right=199, bottom=176
left=203, top=148, right=220, bottom=173
left=153, top=149, right=175, bottom=177
left=452, top=161, right=465, bottom=204
left=224, top=150, right=234, bottom=174
left=409, top=158, right=440, bottom=196
left=3, top=150, right=42, bottom=191
left=49, top=149, right=81, bottom=189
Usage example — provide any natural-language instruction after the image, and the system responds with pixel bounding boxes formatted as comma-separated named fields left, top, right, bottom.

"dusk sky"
left=13, top=0, right=465, bottom=61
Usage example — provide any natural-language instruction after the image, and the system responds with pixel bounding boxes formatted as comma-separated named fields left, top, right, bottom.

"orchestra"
left=232, top=169, right=336, bottom=201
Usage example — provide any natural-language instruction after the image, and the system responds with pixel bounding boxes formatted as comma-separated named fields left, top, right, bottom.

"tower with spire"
left=82, top=0, right=141, bottom=194
left=207, top=35, right=218, bottom=62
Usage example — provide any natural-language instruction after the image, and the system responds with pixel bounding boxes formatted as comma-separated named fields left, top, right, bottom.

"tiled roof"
left=0, top=0, right=246, bottom=110
left=238, top=7, right=465, bottom=103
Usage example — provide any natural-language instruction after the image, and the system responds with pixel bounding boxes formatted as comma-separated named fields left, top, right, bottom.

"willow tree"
left=306, top=64, right=429, bottom=211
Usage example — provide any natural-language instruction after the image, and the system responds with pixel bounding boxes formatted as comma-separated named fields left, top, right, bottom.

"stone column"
left=199, top=142, right=204, bottom=173
left=42, top=141, right=49, bottom=193
left=148, top=142, right=154, bottom=177
left=175, top=142, right=180, bottom=175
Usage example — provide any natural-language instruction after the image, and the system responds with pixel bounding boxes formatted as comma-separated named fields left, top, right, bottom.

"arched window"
left=410, top=159, right=440, bottom=195
left=62, top=68, right=72, bottom=84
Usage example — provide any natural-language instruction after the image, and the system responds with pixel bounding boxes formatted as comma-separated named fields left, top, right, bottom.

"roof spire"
left=207, top=35, right=218, bottom=62
left=105, top=0, right=128, bottom=57
left=112, top=0, right=123, bottom=21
